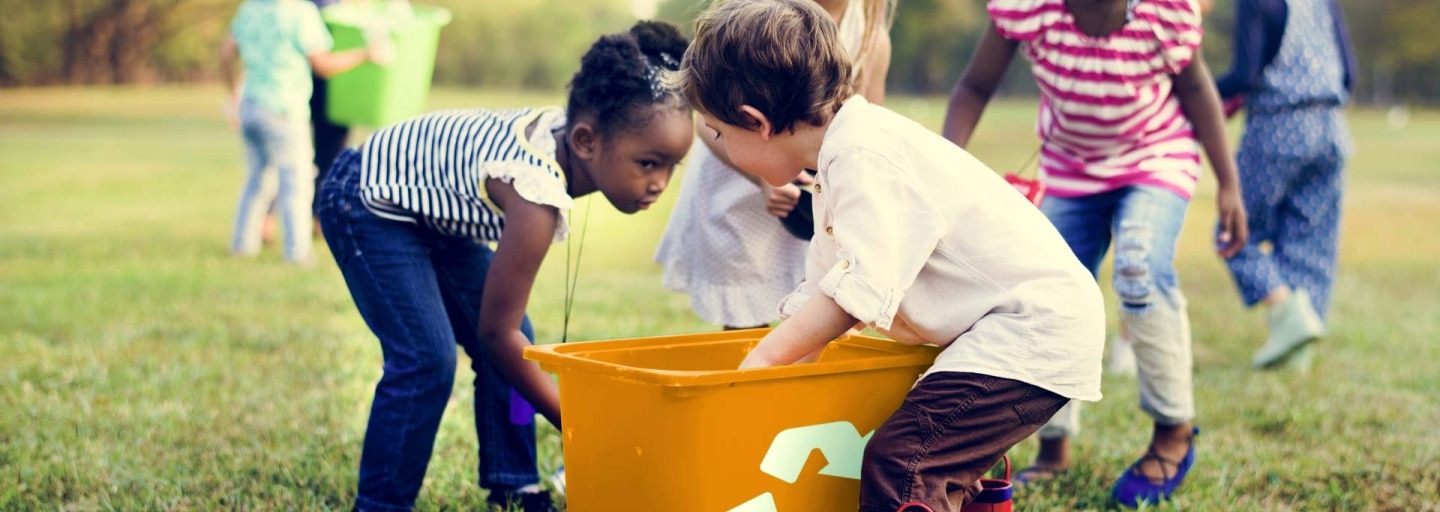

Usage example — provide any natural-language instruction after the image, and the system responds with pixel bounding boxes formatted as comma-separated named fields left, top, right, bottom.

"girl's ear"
left=570, top=123, right=598, bottom=159
left=738, top=105, right=774, bottom=140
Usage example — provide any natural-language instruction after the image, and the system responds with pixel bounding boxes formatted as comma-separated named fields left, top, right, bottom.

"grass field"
left=2, top=85, right=1437, bottom=511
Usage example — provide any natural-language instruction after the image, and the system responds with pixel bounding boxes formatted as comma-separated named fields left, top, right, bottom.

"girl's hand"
left=1222, top=96, right=1245, bottom=119
left=763, top=173, right=812, bottom=218
left=1215, top=185, right=1248, bottom=258
left=223, top=95, right=241, bottom=131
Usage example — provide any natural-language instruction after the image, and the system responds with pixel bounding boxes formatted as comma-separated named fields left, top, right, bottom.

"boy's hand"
left=739, top=293, right=857, bottom=370
left=738, top=349, right=781, bottom=369
left=223, top=94, right=241, bottom=130
left=763, top=173, right=812, bottom=218
left=1215, top=185, right=1248, bottom=259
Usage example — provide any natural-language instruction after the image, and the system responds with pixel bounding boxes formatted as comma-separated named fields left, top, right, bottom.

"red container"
left=961, top=455, right=1014, bottom=512
left=893, top=455, right=1014, bottom=512
left=1004, top=173, right=1046, bottom=207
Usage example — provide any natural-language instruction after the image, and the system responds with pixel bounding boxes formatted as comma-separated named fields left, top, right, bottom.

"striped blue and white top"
left=357, top=107, right=574, bottom=242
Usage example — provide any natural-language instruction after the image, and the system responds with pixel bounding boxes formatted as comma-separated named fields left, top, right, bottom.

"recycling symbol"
left=727, top=421, right=873, bottom=512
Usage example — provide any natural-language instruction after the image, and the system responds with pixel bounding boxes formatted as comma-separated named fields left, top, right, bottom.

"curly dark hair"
left=566, top=21, right=690, bottom=138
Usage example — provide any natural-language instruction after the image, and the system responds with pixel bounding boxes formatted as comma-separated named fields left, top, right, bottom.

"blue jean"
left=232, top=100, right=314, bottom=262
left=1036, top=186, right=1195, bottom=438
left=316, top=150, right=540, bottom=511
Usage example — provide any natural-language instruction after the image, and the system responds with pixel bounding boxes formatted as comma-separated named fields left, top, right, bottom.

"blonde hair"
left=675, top=0, right=855, bottom=134
left=849, top=0, right=895, bottom=91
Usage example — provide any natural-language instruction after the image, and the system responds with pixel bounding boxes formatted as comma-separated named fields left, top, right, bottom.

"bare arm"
left=477, top=178, right=564, bottom=428
left=1173, top=55, right=1249, bottom=258
left=220, top=37, right=240, bottom=95
left=739, top=292, right=858, bottom=369
left=856, top=27, right=891, bottom=105
left=308, top=48, right=371, bottom=79
left=941, top=23, right=1018, bottom=148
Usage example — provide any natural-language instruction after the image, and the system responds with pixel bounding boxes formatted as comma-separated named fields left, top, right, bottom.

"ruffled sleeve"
left=483, top=109, right=574, bottom=243
left=1142, top=0, right=1204, bottom=74
left=987, top=0, right=1063, bottom=42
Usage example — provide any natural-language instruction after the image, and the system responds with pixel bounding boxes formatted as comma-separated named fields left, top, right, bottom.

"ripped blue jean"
left=1036, top=185, right=1195, bottom=438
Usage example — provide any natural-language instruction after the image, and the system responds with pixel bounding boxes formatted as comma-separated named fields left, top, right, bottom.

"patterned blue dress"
left=1215, top=0, right=1355, bottom=320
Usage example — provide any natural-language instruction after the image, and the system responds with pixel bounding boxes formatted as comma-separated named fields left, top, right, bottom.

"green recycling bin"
left=322, top=2, right=452, bottom=127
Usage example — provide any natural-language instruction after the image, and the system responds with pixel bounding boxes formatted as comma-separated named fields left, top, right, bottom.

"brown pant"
left=859, top=372, right=1069, bottom=512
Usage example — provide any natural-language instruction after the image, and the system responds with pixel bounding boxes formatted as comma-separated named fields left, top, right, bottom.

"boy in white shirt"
left=674, top=0, right=1105, bottom=509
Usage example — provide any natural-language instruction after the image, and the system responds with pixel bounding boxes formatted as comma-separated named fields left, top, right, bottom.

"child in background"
left=221, top=0, right=385, bottom=264
left=677, top=1, right=1105, bottom=510
left=1214, top=0, right=1356, bottom=371
left=653, top=0, right=893, bottom=330
left=316, top=22, right=691, bottom=512
left=941, top=0, right=1248, bottom=506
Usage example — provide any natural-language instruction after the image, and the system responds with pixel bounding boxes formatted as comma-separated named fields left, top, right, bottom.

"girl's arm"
left=476, top=178, right=564, bottom=428
left=219, top=37, right=241, bottom=129
left=1173, top=55, right=1249, bottom=258
left=856, top=26, right=892, bottom=105
left=220, top=37, right=240, bottom=96
left=1213, top=0, right=1267, bottom=100
left=739, top=292, right=858, bottom=369
left=308, top=48, right=372, bottom=78
left=942, top=23, right=1018, bottom=148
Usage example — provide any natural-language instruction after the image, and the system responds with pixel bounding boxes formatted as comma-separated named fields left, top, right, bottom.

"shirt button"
left=840, top=260, right=850, bottom=269
left=826, top=226, right=834, bottom=236
left=814, top=183, right=821, bottom=194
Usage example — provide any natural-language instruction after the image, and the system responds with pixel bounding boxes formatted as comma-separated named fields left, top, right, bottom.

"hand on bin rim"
left=362, top=26, right=395, bottom=66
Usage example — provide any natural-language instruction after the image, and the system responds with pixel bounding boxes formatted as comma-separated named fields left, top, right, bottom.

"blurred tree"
left=429, top=0, right=634, bottom=89
left=887, top=0, right=983, bottom=94
left=0, top=0, right=1436, bottom=106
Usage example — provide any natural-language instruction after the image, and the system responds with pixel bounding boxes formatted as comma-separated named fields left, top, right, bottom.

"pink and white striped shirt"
left=989, top=0, right=1204, bottom=199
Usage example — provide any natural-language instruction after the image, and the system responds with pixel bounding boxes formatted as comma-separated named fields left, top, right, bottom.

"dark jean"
left=309, top=73, right=350, bottom=197
left=316, top=150, right=540, bottom=511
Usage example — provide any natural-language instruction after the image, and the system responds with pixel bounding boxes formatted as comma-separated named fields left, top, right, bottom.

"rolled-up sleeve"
left=813, top=149, right=944, bottom=330
left=778, top=235, right=826, bottom=319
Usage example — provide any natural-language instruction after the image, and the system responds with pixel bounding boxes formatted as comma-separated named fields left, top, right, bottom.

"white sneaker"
left=548, top=465, right=566, bottom=495
left=1107, top=335, right=1137, bottom=377
left=1281, top=343, right=1316, bottom=374
left=1253, top=289, right=1325, bottom=369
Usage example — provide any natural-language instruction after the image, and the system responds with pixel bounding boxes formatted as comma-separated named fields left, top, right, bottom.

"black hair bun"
left=629, top=20, right=688, bottom=71
left=567, top=20, right=689, bottom=135
left=573, top=33, right=647, bottom=114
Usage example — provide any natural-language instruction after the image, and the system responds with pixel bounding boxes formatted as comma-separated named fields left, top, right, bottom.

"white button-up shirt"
left=779, top=96, right=1105, bottom=401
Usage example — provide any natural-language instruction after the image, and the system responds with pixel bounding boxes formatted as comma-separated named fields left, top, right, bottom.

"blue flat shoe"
left=1112, top=427, right=1198, bottom=508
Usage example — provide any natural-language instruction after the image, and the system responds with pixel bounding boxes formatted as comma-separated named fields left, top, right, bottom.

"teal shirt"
left=231, top=0, right=333, bottom=118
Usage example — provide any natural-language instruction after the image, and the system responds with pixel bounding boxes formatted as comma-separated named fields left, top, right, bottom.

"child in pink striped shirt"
left=942, top=0, right=1246, bottom=507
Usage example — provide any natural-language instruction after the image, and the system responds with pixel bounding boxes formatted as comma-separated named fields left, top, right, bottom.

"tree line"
left=1, top=0, right=1434, bottom=105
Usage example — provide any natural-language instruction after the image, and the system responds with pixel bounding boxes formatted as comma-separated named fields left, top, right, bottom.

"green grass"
left=2, top=85, right=1438, bottom=510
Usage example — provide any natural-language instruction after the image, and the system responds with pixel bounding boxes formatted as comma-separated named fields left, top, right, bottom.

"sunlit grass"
left=1, top=85, right=1437, bottom=510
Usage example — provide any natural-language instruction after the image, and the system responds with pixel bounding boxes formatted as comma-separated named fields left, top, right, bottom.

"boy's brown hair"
left=675, top=0, right=854, bottom=134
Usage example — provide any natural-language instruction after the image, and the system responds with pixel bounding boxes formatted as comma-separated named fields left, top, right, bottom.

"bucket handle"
left=893, top=455, right=1011, bottom=512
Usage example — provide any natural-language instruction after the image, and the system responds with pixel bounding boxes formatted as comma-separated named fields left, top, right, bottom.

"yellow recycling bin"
left=524, top=329, right=940, bottom=511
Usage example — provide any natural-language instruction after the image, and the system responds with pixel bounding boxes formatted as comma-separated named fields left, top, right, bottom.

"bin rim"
left=523, top=330, right=939, bottom=388
left=321, top=3, right=453, bottom=27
